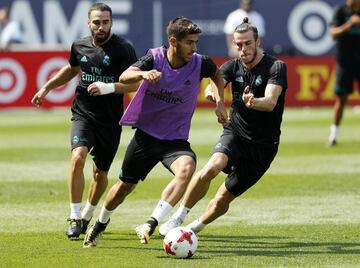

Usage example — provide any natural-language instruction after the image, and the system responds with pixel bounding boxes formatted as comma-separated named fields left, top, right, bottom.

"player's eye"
left=233, top=42, right=242, bottom=49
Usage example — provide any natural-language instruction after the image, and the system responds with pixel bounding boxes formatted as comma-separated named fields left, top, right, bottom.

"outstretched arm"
left=31, top=64, right=79, bottom=107
left=242, top=84, right=282, bottom=112
left=119, top=66, right=162, bottom=84
left=87, top=81, right=141, bottom=96
left=209, top=69, right=228, bottom=125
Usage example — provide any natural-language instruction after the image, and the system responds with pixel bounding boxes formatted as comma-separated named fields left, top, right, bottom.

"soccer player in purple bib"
left=159, top=17, right=288, bottom=236
left=83, top=16, right=228, bottom=247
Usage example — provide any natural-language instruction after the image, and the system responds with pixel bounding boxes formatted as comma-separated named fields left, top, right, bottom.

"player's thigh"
left=70, top=117, right=95, bottom=150
left=91, top=126, right=121, bottom=172
left=225, top=143, right=278, bottom=197
left=213, top=124, right=240, bottom=174
left=162, top=140, right=196, bottom=174
left=335, top=65, right=354, bottom=95
left=120, top=129, right=160, bottom=183
left=169, top=155, right=196, bottom=179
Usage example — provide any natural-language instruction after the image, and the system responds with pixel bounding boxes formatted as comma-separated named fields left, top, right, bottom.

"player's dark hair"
left=166, top=16, right=202, bottom=40
left=88, top=3, right=112, bottom=19
left=234, top=17, right=259, bottom=41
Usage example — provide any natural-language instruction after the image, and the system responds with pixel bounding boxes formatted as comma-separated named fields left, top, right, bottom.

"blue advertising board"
left=1, top=0, right=341, bottom=56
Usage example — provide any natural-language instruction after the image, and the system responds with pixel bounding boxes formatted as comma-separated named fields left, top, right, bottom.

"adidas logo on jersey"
left=80, top=56, right=88, bottom=62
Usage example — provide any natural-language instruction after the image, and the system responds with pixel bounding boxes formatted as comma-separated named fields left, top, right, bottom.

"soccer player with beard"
left=159, top=17, right=288, bottom=236
left=31, top=3, right=138, bottom=239
left=83, top=16, right=228, bottom=248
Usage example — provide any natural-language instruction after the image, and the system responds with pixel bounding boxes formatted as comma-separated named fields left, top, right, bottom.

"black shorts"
left=119, top=128, right=196, bottom=184
left=70, top=116, right=121, bottom=171
left=335, top=63, right=360, bottom=96
left=213, top=124, right=278, bottom=196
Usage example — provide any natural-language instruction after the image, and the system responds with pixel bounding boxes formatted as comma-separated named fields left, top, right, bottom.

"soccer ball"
left=163, top=226, right=198, bottom=258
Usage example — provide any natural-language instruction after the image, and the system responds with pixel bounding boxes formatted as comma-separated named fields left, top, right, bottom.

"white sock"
left=186, top=218, right=206, bottom=233
left=70, top=202, right=82, bottom=219
left=150, top=200, right=173, bottom=222
left=172, top=203, right=190, bottom=223
left=329, top=124, right=339, bottom=141
left=98, top=205, right=114, bottom=224
left=81, top=200, right=97, bottom=221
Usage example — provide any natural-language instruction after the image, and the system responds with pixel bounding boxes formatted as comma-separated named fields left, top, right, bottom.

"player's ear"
left=169, top=36, right=177, bottom=47
left=87, top=20, right=91, bottom=29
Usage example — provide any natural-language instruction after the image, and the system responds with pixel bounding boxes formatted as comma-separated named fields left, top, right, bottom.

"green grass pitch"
left=0, top=107, right=360, bottom=267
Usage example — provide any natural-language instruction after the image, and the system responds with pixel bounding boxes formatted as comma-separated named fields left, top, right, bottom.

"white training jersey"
left=223, top=9, right=266, bottom=37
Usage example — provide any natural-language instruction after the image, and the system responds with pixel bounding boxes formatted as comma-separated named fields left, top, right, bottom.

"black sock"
left=95, top=219, right=109, bottom=232
left=146, top=217, right=158, bottom=235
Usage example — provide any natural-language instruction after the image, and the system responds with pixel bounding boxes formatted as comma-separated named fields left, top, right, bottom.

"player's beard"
left=92, top=29, right=111, bottom=44
left=175, top=44, right=192, bottom=64
left=243, top=48, right=257, bottom=65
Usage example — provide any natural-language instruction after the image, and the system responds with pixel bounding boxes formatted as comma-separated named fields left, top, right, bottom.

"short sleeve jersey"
left=330, top=5, right=360, bottom=66
left=221, top=53, right=287, bottom=146
left=223, top=9, right=265, bottom=38
left=132, top=53, right=217, bottom=79
left=69, top=34, right=137, bottom=125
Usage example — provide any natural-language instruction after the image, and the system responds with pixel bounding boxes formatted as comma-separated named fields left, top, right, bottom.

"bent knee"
left=93, top=169, right=108, bottom=182
left=71, top=153, right=86, bottom=169
left=200, top=164, right=222, bottom=180
left=201, top=154, right=227, bottom=178
left=175, top=160, right=196, bottom=180
left=182, top=161, right=196, bottom=176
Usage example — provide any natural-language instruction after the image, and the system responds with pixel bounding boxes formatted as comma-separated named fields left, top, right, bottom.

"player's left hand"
left=87, top=82, right=115, bottom=96
left=31, top=88, right=49, bottom=107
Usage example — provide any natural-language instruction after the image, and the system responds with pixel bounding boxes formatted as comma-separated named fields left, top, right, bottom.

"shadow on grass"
left=95, top=232, right=360, bottom=258
left=198, top=234, right=360, bottom=257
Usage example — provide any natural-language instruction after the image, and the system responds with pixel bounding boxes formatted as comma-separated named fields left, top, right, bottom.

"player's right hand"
left=242, top=85, right=254, bottom=107
left=31, top=88, right=48, bottom=107
left=143, top=69, right=162, bottom=84
left=215, top=101, right=228, bottom=126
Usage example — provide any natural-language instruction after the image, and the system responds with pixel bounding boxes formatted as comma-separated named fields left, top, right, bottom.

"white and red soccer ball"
left=163, top=226, right=198, bottom=258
